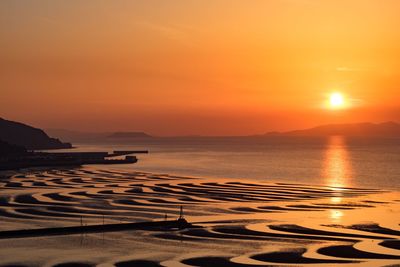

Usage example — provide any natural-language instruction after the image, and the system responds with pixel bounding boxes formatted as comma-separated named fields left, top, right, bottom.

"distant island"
left=45, top=128, right=109, bottom=143
left=45, top=129, right=153, bottom=142
left=265, top=121, right=400, bottom=137
left=46, top=121, right=400, bottom=143
left=0, top=118, right=72, bottom=150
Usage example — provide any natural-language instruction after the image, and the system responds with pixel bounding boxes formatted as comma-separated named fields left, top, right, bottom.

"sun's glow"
left=329, top=92, right=345, bottom=108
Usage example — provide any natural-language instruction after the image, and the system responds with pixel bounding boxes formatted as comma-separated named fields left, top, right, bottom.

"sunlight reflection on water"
left=330, top=197, right=342, bottom=204
left=323, top=136, right=352, bottom=189
left=329, top=209, right=344, bottom=222
left=323, top=136, right=353, bottom=223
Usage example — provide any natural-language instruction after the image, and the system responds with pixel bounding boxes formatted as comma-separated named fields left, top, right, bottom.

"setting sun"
left=0, top=2, right=400, bottom=266
left=330, top=92, right=345, bottom=108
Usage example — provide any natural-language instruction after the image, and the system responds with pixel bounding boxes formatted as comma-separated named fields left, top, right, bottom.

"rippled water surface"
left=67, top=136, right=400, bottom=189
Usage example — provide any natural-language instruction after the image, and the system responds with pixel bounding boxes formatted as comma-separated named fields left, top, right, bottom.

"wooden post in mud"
left=179, top=206, right=184, bottom=220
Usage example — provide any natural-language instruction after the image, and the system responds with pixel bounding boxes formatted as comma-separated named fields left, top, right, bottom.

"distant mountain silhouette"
left=0, top=118, right=72, bottom=150
left=265, top=121, right=400, bottom=137
left=45, top=129, right=109, bottom=142
left=46, top=121, right=400, bottom=142
left=0, top=140, right=27, bottom=156
left=45, top=129, right=153, bottom=142
left=108, top=132, right=152, bottom=139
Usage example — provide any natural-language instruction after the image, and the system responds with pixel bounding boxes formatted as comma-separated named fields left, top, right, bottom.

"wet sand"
left=0, top=167, right=399, bottom=267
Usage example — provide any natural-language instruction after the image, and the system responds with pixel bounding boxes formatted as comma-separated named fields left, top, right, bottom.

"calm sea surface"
left=60, top=136, right=400, bottom=190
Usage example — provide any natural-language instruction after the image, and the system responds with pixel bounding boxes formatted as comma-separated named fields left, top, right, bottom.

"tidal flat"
left=0, top=167, right=399, bottom=267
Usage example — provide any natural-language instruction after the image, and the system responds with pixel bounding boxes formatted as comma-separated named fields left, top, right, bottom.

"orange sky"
left=1, top=1, right=399, bottom=135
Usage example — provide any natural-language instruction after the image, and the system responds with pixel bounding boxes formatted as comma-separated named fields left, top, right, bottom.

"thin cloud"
left=136, top=21, right=195, bottom=46
left=336, top=67, right=369, bottom=72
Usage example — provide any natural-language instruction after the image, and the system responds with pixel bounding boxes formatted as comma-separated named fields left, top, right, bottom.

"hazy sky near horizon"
left=1, top=0, right=400, bottom=135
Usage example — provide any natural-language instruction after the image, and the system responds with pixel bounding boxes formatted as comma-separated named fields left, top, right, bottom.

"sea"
left=3, top=135, right=400, bottom=266
left=56, top=135, right=400, bottom=190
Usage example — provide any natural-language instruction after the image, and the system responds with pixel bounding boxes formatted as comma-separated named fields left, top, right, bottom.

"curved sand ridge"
left=0, top=167, right=399, bottom=266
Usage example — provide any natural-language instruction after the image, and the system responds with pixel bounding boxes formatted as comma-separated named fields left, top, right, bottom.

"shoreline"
left=0, top=151, right=146, bottom=171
